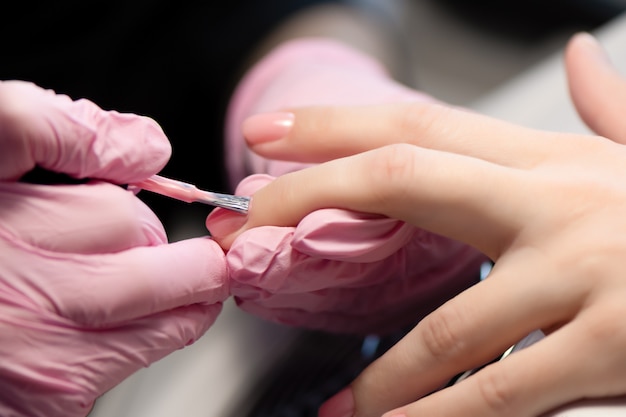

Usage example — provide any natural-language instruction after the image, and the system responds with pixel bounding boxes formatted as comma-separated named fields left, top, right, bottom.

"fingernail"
left=242, top=112, right=295, bottom=144
left=206, top=207, right=247, bottom=239
left=575, top=32, right=611, bottom=65
left=319, top=388, right=355, bottom=417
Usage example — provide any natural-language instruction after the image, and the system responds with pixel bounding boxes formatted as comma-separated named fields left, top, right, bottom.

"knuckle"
left=570, top=303, right=626, bottom=397
left=367, top=144, right=418, bottom=208
left=393, top=102, right=452, bottom=145
left=475, top=369, right=515, bottom=413
left=584, top=303, right=626, bottom=349
left=418, top=304, right=467, bottom=362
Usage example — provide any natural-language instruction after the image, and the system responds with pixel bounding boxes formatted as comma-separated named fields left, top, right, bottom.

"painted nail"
left=205, top=207, right=247, bottom=239
left=242, top=112, right=295, bottom=144
left=318, top=388, right=355, bottom=417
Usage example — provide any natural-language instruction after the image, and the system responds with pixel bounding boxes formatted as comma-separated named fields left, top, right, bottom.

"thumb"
left=565, top=32, right=626, bottom=144
left=49, top=237, right=229, bottom=327
left=0, top=80, right=171, bottom=182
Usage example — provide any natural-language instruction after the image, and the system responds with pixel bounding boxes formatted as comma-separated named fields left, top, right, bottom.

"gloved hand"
left=0, top=81, right=228, bottom=417
left=209, top=174, right=483, bottom=333
left=207, top=39, right=485, bottom=334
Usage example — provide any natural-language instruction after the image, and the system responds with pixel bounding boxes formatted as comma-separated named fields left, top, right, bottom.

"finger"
left=0, top=181, right=166, bottom=254
left=232, top=244, right=482, bottom=334
left=42, top=237, right=229, bottom=326
left=292, top=209, right=416, bottom=262
left=0, top=301, right=222, bottom=415
left=206, top=173, right=273, bottom=250
left=565, top=33, right=626, bottom=144
left=43, top=302, right=222, bottom=402
left=243, top=102, right=559, bottom=168
left=210, top=172, right=463, bottom=262
left=214, top=203, right=418, bottom=263
left=214, top=174, right=420, bottom=262
left=330, top=254, right=588, bottom=417
left=224, top=144, right=526, bottom=257
left=97, top=303, right=222, bottom=387
left=386, top=309, right=626, bottom=417
left=0, top=80, right=170, bottom=182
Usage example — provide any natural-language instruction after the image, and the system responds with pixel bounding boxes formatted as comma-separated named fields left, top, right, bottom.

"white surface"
left=472, top=12, right=626, bottom=133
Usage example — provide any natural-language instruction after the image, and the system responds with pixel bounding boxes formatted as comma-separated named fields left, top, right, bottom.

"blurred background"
left=377, top=0, right=622, bottom=103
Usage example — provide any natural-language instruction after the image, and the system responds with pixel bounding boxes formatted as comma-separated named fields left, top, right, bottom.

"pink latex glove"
left=0, top=81, right=228, bottom=417
left=210, top=174, right=483, bottom=333
left=208, top=39, right=486, bottom=334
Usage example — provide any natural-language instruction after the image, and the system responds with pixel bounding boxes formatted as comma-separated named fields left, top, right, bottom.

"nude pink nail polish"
left=242, top=112, right=295, bottom=144
left=206, top=207, right=247, bottom=239
left=318, top=388, right=355, bottom=417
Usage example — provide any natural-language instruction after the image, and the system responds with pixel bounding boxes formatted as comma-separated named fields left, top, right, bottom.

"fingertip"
left=132, top=192, right=168, bottom=246
left=207, top=174, right=277, bottom=250
left=155, top=237, right=231, bottom=305
left=205, top=208, right=248, bottom=250
left=568, top=32, right=610, bottom=64
left=182, top=302, right=225, bottom=342
left=96, top=110, right=172, bottom=182
left=565, top=31, right=626, bottom=142
left=138, top=114, right=172, bottom=172
left=566, top=32, right=618, bottom=87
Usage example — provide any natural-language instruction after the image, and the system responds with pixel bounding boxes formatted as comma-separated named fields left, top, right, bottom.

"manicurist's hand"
left=0, top=81, right=228, bottom=417
left=213, top=33, right=626, bottom=417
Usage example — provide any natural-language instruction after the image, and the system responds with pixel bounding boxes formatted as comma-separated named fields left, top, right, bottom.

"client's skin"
left=207, top=33, right=626, bottom=417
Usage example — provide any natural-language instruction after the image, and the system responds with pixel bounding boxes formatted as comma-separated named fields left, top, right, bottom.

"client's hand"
left=209, top=33, right=626, bottom=417
left=0, top=81, right=228, bottom=417
left=209, top=38, right=485, bottom=334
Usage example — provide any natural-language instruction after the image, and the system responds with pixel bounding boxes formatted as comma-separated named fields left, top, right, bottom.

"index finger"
left=0, top=80, right=171, bottom=182
left=216, top=143, right=524, bottom=257
left=243, top=102, right=563, bottom=168
left=44, top=237, right=229, bottom=326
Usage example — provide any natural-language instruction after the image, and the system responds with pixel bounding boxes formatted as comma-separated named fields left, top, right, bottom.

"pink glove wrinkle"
left=0, top=81, right=228, bottom=417
left=212, top=175, right=483, bottom=334
left=215, top=38, right=486, bottom=333
left=0, top=80, right=171, bottom=183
